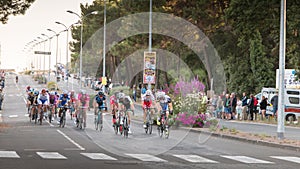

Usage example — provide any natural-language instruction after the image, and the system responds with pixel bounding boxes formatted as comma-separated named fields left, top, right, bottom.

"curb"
left=182, top=127, right=300, bottom=152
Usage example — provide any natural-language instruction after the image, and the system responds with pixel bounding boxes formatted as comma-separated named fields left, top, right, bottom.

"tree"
left=0, top=0, right=35, bottom=24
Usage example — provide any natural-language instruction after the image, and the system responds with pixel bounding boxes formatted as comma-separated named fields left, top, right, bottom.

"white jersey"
left=38, top=93, right=49, bottom=101
left=141, top=93, right=155, bottom=102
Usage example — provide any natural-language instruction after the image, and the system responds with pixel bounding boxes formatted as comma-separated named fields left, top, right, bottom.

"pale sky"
left=0, top=0, right=94, bottom=71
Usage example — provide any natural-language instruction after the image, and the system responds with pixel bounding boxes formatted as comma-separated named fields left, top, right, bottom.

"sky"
left=0, top=0, right=94, bottom=71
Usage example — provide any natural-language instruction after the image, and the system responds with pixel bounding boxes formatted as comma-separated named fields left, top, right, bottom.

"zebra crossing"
left=1, top=150, right=300, bottom=164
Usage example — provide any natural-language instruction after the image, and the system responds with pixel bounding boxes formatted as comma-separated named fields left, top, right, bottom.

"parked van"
left=256, top=87, right=300, bottom=121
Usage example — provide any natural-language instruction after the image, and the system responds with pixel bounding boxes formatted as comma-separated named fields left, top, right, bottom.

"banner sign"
left=143, top=51, right=156, bottom=84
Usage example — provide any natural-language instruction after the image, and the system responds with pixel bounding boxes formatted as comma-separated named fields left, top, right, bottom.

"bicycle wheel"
left=123, top=117, right=128, bottom=138
left=34, top=108, right=38, bottom=124
left=94, top=116, right=98, bottom=130
left=114, top=123, right=118, bottom=134
left=99, top=112, right=103, bottom=132
left=61, top=111, right=66, bottom=128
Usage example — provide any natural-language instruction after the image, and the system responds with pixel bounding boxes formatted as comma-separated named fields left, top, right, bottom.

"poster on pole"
left=143, top=51, right=156, bottom=84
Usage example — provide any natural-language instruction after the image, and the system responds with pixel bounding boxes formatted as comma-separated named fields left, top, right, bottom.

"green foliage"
left=69, top=0, right=300, bottom=96
left=0, top=0, right=35, bottom=24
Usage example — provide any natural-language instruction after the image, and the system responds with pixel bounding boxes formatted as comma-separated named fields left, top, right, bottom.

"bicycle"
left=77, top=107, right=86, bottom=130
left=95, top=105, right=107, bottom=131
left=70, top=102, right=76, bottom=120
left=157, top=110, right=169, bottom=139
left=144, top=107, right=154, bottom=134
left=38, top=104, right=48, bottom=125
left=59, top=105, right=70, bottom=128
left=122, top=109, right=133, bottom=138
left=113, top=110, right=123, bottom=135
left=48, top=104, right=55, bottom=123
left=29, top=104, right=38, bottom=124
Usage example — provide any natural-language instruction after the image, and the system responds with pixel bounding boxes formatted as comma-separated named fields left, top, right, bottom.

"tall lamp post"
left=67, top=10, right=98, bottom=90
left=55, top=21, right=73, bottom=88
left=102, top=0, right=107, bottom=92
left=41, top=33, right=52, bottom=82
left=47, top=29, right=59, bottom=81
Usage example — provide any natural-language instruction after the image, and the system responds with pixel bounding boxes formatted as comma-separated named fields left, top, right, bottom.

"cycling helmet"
left=63, top=90, right=68, bottom=95
left=34, top=91, right=39, bottom=96
left=145, top=90, right=152, bottom=96
left=81, top=90, right=86, bottom=95
left=26, top=86, right=31, bottom=91
left=156, top=91, right=165, bottom=100
left=118, top=92, right=125, bottom=99
left=50, top=91, right=55, bottom=95
left=98, top=91, right=104, bottom=96
left=41, top=88, right=46, bottom=93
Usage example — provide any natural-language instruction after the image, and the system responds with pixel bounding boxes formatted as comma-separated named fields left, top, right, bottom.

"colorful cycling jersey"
left=70, top=93, right=77, bottom=103
left=38, top=92, right=49, bottom=103
left=27, top=95, right=36, bottom=105
left=159, top=95, right=171, bottom=111
left=49, top=95, right=58, bottom=105
left=59, top=94, right=70, bottom=106
left=141, top=93, right=155, bottom=108
left=120, top=96, right=133, bottom=110
left=95, top=95, right=106, bottom=108
left=78, top=93, right=89, bottom=108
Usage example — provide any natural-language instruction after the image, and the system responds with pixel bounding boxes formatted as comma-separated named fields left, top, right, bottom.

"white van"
left=257, top=87, right=300, bottom=121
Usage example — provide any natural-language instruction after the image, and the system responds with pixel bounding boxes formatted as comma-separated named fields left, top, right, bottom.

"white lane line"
left=56, top=129, right=85, bottom=151
left=0, top=151, right=20, bottom=158
left=81, top=153, right=117, bottom=160
left=8, top=115, right=18, bottom=118
left=270, top=156, right=300, bottom=164
left=173, top=155, right=218, bottom=163
left=221, top=155, right=273, bottom=164
left=125, top=154, right=167, bottom=162
left=36, top=152, right=67, bottom=159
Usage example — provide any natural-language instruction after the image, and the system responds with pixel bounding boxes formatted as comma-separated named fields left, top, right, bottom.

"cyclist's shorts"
left=38, top=99, right=48, bottom=105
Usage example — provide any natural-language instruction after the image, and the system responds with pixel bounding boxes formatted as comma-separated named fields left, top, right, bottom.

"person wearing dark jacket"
left=241, top=92, right=248, bottom=120
left=260, top=96, right=268, bottom=120
left=248, top=94, right=255, bottom=121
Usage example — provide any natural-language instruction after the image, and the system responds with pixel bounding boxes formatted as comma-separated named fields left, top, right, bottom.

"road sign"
left=34, top=51, right=51, bottom=55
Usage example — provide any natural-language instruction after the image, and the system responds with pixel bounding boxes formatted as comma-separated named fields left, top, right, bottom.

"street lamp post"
left=55, top=21, right=72, bottom=88
left=47, top=29, right=59, bottom=81
left=103, top=0, right=106, bottom=92
left=67, top=10, right=98, bottom=90
left=41, top=33, right=52, bottom=82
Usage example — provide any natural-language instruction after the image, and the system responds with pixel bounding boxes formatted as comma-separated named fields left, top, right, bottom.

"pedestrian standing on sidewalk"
left=260, top=95, right=268, bottom=120
left=248, top=94, right=255, bottom=120
left=271, top=91, right=278, bottom=119
left=230, top=93, right=237, bottom=120
left=241, top=92, right=248, bottom=120
left=0, top=88, right=4, bottom=110
left=236, top=96, right=242, bottom=120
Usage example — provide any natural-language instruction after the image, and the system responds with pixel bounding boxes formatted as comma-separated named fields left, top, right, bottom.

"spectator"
left=132, top=84, right=137, bottom=102
left=236, top=96, right=242, bottom=120
left=230, top=92, right=237, bottom=120
left=241, top=92, right=248, bottom=120
left=260, top=95, right=268, bottom=120
left=216, top=95, right=223, bottom=118
left=253, top=96, right=258, bottom=120
left=141, top=85, right=146, bottom=95
left=271, top=91, right=278, bottom=118
left=248, top=94, right=255, bottom=120
left=224, top=94, right=231, bottom=120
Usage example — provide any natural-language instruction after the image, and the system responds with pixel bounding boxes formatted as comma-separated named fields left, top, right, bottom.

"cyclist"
left=76, top=90, right=90, bottom=128
left=141, top=89, right=156, bottom=128
left=69, top=90, right=77, bottom=119
left=58, top=90, right=70, bottom=123
left=93, top=91, right=106, bottom=114
left=28, top=90, right=39, bottom=120
left=49, top=91, right=58, bottom=122
left=37, top=88, right=50, bottom=122
left=118, top=92, right=135, bottom=134
left=156, top=91, right=173, bottom=133
left=26, top=89, right=35, bottom=109
left=110, top=92, right=119, bottom=125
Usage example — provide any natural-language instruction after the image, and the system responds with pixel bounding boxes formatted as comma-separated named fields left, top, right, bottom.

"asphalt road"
left=1, top=74, right=300, bottom=169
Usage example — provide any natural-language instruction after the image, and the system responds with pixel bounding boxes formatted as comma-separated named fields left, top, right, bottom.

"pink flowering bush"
left=176, top=112, right=209, bottom=128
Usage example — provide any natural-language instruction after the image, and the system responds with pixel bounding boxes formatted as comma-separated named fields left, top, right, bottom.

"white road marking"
left=8, top=115, right=18, bottom=118
left=57, top=129, right=85, bottom=150
left=173, top=155, right=218, bottom=163
left=0, top=151, right=20, bottom=158
left=125, top=154, right=167, bottom=162
left=270, top=156, right=300, bottom=164
left=36, top=152, right=67, bottom=159
left=221, top=155, right=273, bottom=164
left=81, top=153, right=117, bottom=160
